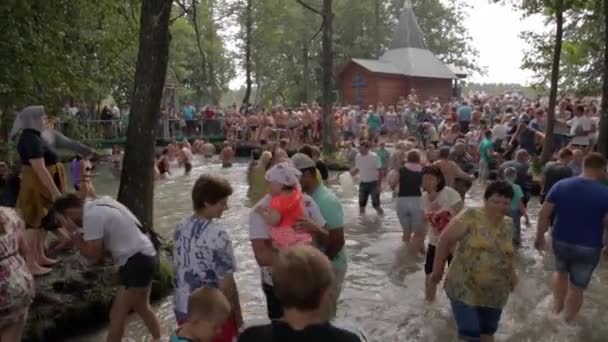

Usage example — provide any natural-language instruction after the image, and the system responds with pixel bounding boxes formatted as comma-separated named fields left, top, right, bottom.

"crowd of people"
left=1, top=91, right=608, bottom=342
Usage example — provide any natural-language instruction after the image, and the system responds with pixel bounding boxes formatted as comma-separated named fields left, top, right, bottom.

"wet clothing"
left=239, top=321, right=361, bottom=342
left=553, top=239, right=601, bottom=289
left=449, top=298, right=503, bottom=340
left=444, top=208, right=514, bottom=309
left=0, top=208, right=34, bottom=327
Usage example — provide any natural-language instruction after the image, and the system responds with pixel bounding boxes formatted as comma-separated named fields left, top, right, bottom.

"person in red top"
left=204, top=106, right=216, bottom=120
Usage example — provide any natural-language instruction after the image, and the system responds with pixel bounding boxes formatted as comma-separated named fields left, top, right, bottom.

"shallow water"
left=69, top=158, right=608, bottom=342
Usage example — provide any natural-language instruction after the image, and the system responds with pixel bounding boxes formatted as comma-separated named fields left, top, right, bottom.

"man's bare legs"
left=564, top=284, right=584, bottom=323
left=552, top=272, right=568, bottom=314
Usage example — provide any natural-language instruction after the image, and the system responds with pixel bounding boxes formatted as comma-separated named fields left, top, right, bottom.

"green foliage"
left=0, top=0, right=140, bottom=112
left=238, top=0, right=481, bottom=106
left=497, top=0, right=604, bottom=95
left=0, top=0, right=480, bottom=124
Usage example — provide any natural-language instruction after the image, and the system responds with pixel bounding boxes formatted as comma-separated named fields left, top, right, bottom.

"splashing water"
left=69, top=159, right=608, bottom=342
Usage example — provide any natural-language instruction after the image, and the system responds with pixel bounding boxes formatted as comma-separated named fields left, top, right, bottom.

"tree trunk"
left=242, top=0, right=253, bottom=106
left=374, top=0, right=381, bottom=57
left=117, top=0, right=172, bottom=229
left=208, top=0, right=219, bottom=105
left=321, top=0, right=334, bottom=153
left=540, top=0, right=564, bottom=164
left=598, top=0, right=608, bottom=157
left=302, top=43, right=310, bottom=104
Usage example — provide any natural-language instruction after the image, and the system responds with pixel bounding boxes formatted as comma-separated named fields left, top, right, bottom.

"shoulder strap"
left=93, top=202, right=163, bottom=250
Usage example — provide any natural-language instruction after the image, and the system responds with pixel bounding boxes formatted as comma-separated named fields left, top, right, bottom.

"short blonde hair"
left=187, top=287, right=231, bottom=322
left=272, top=246, right=334, bottom=311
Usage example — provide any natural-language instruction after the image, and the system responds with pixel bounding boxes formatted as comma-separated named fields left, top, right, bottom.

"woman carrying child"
left=256, top=161, right=312, bottom=249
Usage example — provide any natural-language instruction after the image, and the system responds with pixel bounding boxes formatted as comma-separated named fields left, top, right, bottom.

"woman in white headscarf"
left=12, top=106, right=67, bottom=275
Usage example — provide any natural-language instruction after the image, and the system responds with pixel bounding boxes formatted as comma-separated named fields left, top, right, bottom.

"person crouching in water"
left=220, top=142, right=235, bottom=168
left=179, top=141, right=193, bottom=174
left=52, top=194, right=161, bottom=342
left=171, top=288, right=231, bottom=342
left=255, top=162, right=312, bottom=249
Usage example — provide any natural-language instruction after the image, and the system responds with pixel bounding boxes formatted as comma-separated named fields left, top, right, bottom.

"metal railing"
left=78, top=118, right=225, bottom=141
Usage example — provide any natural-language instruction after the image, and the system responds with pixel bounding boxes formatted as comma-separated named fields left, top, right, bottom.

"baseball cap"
left=291, top=153, right=316, bottom=170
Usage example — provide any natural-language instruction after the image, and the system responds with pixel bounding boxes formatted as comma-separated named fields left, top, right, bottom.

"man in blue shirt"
left=457, top=100, right=472, bottom=133
left=182, top=102, right=197, bottom=135
left=535, top=153, right=608, bottom=323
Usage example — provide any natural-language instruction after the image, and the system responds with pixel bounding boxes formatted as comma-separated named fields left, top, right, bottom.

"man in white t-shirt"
left=249, top=191, right=327, bottom=319
left=491, top=117, right=508, bottom=149
left=53, top=194, right=160, bottom=342
left=351, top=141, right=383, bottom=215
left=568, top=105, right=593, bottom=148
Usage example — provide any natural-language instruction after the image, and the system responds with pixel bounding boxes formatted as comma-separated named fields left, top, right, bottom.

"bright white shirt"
left=111, top=106, right=120, bottom=118
left=491, top=124, right=508, bottom=142
left=83, top=197, right=156, bottom=266
left=355, top=152, right=381, bottom=183
left=569, top=116, right=592, bottom=146
left=421, top=187, right=462, bottom=246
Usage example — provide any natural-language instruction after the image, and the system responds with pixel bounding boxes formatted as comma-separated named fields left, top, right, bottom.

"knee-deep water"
left=69, top=158, right=608, bottom=342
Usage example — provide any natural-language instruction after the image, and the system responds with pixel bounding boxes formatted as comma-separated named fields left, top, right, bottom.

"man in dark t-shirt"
left=541, top=148, right=573, bottom=202
left=238, top=246, right=362, bottom=342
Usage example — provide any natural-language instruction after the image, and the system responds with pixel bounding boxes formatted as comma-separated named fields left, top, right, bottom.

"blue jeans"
left=552, top=239, right=602, bottom=289
left=449, top=298, right=503, bottom=340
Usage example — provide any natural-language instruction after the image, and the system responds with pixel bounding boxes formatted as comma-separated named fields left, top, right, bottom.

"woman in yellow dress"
left=430, top=181, right=517, bottom=342
left=12, top=106, right=68, bottom=275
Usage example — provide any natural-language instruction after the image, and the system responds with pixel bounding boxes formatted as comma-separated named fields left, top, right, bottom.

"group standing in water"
left=2, top=94, right=608, bottom=342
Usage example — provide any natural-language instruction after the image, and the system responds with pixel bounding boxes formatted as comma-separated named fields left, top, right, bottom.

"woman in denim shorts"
left=389, top=150, right=424, bottom=254
left=430, top=181, right=517, bottom=341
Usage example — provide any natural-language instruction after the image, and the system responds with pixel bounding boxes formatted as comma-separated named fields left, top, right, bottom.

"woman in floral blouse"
left=430, top=181, right=516, bottom=342
left=0, top=207, right=34, bottom=341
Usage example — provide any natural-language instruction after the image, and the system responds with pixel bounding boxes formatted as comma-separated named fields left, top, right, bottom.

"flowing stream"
left=69, top=158, right=608, bottom=342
